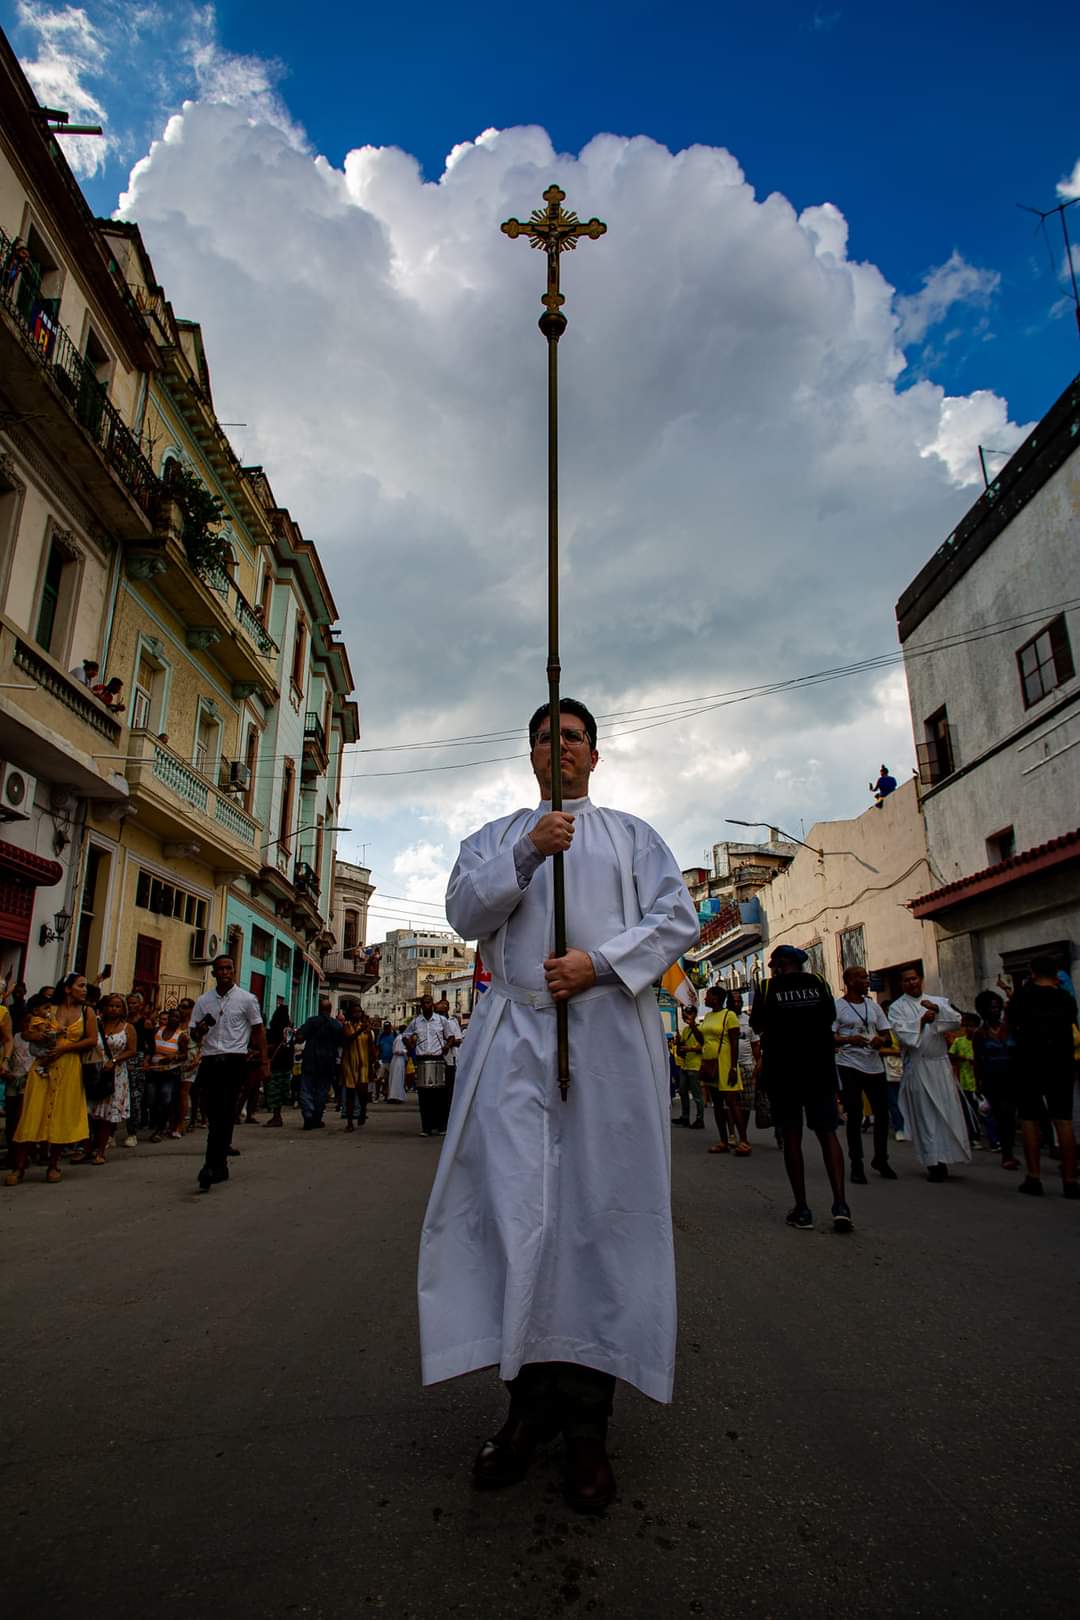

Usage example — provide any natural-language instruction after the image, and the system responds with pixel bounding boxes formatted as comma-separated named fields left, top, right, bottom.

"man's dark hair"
left=528, top=698, right=597, bottom=750
left=212, top=954, right=234, bottom=969
left=1030, top=955, right=1059, bottom=979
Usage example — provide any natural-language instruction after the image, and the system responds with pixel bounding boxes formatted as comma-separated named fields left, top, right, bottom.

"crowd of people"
left=0, top=962, right=467, bottom=1190
left=670, top=948, right=1080, bottom=1230
left=3, top=948, right=1076, bottom=1213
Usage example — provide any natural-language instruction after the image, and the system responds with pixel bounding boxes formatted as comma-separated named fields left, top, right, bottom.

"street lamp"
left=261, top=823, right=351, bottom=855
left=39, top=907, right=72, bottom=947
left=725, top=819, right=879, bottom=875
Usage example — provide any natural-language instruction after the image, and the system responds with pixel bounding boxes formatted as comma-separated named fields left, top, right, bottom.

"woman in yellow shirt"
left=699, top=986, right=749, bottom=1155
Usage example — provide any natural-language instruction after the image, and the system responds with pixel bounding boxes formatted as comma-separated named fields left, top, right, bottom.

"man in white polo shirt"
left=190, top=954, right=268, bottom=1193
left=833, top=964, right=897, bottom=1184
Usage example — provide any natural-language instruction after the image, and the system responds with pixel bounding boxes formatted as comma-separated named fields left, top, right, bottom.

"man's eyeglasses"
left=534, top=728, right=589, bottom=747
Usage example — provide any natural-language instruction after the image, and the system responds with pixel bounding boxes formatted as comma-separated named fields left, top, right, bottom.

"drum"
left=415, top=1055, right=446, bottom=1089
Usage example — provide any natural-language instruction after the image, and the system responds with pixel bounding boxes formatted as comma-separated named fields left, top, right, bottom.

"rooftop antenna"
left=1018, top=197, right=1080, bottom=339
left=977, top=445, right=1014, bottom=489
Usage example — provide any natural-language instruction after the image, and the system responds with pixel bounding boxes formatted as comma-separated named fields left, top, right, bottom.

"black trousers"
left=984, top=1082, right=1017, bottom=1160
left=197, top=1055, right=247, bottom=1173
left=417, top=1084, right=449, bottom=1134
left=837, top=1065, right=890, bottom=1168
left=506, top=1362, right=615, bottom=1440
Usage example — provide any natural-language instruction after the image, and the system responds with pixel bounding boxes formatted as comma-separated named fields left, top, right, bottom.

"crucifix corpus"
left=501, top=184, right=607, bottom=1101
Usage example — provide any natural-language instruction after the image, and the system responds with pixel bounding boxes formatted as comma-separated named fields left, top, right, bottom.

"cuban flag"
left=472, top=951, right=492, bottom=999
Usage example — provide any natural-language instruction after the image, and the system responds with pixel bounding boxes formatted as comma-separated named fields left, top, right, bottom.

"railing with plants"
left=0, top=225, right=157, bottom=516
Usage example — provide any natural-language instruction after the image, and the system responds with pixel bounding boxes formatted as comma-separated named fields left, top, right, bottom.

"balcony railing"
left=304, top=711, right=326, bottom=753
left=0, top=226, right=157, bottom=517
left=190, top=560, right=277, bottom=660
left=126, top=729, right=260, bottom=851
left=294, top=860, right=320, bottom=897
left=11, top=636, right=120, bottom=744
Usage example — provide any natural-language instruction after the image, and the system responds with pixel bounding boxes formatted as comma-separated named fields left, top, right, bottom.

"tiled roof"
left=909, top=829, right=1080, bottom=917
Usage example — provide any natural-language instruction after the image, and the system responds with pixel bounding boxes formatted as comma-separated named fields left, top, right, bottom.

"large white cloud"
left=62, top=24, right=1035, bottom=922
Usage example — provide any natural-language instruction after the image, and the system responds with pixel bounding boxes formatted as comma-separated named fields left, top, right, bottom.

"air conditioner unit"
left=0, top=763, right=36, bottom=821
left=229, top=760, right=251, bottom=790
left=190, top=929, right=221, bottom=965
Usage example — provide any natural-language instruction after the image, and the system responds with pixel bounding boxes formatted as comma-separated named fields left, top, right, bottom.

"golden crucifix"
left=501, top=185, right=607, bottom=1102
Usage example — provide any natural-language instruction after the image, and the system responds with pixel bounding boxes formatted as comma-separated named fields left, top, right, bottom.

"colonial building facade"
left=898, top=372, right=1080, bottom=1006
left=0, top=32, right=156, bottom=992
left=0, top=41, right=360, bottom=1019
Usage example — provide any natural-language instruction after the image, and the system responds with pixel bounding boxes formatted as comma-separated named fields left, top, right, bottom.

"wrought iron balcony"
left=0, top=225, right=158, bottom=521
left=294, top=859, right=320, bottom=897
left=193, top=560, right=278, bottom=660
left=301, top=710, right=328, bottom=778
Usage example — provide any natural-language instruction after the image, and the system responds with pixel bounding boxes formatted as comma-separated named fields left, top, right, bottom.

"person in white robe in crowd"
left=387, top=1030, right=408, bottom=1103
left=417, top=697, right=698, bottom=1514
left=888, top=967, right=970, bottom=1182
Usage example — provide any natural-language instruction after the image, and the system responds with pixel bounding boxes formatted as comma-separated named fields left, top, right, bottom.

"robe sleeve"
left=445, top=818, right=531, bottom=940
left=934, top=998, right=961, bottom=1033
left=595, top=823, right=700, bottom=997
left=888, top=997, right=923, bottom=1051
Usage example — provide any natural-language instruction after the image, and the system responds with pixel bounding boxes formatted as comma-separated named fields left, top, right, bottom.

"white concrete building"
left=756, top=780, right=940, bottom=1000
left=363, top=927, right=472, bottom=1025
left=324, top=858, right=379, bottom=1011
left=897, top=371, right=1080, bottom=1007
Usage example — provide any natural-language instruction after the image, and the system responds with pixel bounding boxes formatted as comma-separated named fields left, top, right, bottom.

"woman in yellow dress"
left=4, top=972, right=97, bottom=1185
left=698, top=985, right=749, bottom=1155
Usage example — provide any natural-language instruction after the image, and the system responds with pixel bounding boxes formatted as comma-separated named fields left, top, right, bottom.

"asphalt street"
left=3, top=1099, right=1077, bottom=1620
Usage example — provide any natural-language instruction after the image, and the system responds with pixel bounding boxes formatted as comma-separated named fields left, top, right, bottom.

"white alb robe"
left=888, top=993, right=971, bottom=1168
left=388, top=1035, right=408, bottom=1103
left=417, top=796, right=698, bottom=1403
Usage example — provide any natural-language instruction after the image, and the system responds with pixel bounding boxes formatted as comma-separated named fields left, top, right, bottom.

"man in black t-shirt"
left=1006, top=957, right=1078, bottom=1199
left=750, top=945, right=851, bottom=1232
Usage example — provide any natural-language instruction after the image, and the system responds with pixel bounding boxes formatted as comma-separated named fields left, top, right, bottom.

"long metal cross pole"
left=502, top=185, right=606, bottom=1101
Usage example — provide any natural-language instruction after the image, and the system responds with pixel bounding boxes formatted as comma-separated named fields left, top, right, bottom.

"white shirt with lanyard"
left=833, top=994, right=890, bottom=1075
left=191, top=984, right=263, bottom=1056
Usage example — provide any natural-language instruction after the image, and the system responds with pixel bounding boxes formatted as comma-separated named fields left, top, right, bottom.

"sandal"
left=69, top=1150, right=91, bottom=1164
left=91, top=1153, right=107, bottom=1165
left=46, top=1167, right=62, bottom=1183
left=707, top=1142, right=729, bottom=1154
left=3, top=1168, right=24, bottom=1186
left=735, top=1142, right=752, bottom=1156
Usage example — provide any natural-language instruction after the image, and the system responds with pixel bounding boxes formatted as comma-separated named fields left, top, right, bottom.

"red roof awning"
left=910, top=829, right=1080, bottom=918
left=0, top=840, right=64, bottom=887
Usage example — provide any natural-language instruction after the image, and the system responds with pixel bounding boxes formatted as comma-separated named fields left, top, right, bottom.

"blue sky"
left=12, top=0, right=1073, bottom=419
left=3, top=1, right=1078, bottom=929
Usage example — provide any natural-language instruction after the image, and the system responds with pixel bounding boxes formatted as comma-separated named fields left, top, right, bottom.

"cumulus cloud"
left=78, top=29, right=1034, bottom=918
left=1057, top=158, right=1080, bottom=201
left=895, top=250, right=1001, bottom=345
left=14, top=0, right=112, bottom=174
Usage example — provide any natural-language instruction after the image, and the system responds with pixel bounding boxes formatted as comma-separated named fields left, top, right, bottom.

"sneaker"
left=849, top=1165, right=868, bottom=1185
left=871, top=1159, right=898, bottom=1180
left=831, top=1200, right=854, bottom=1233
left=895, top=1131, right=907, bottom=1142
left=122, top=1135, right=138, bottom=1148
left=672, top=1117, right=690, bottom=1128
left=1017, top=1177, right=1044, bottom=1197
left=785, top=1205, right=814, bottom=1230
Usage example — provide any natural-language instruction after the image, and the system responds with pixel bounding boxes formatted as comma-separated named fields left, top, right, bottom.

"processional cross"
left=501, top=185, right=607, bottom=1102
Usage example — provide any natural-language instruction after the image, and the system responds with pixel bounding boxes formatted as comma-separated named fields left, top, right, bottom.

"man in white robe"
left=417, top=698, right=698, bottom=1513
left=888, top=967, right=970, bottom=1182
